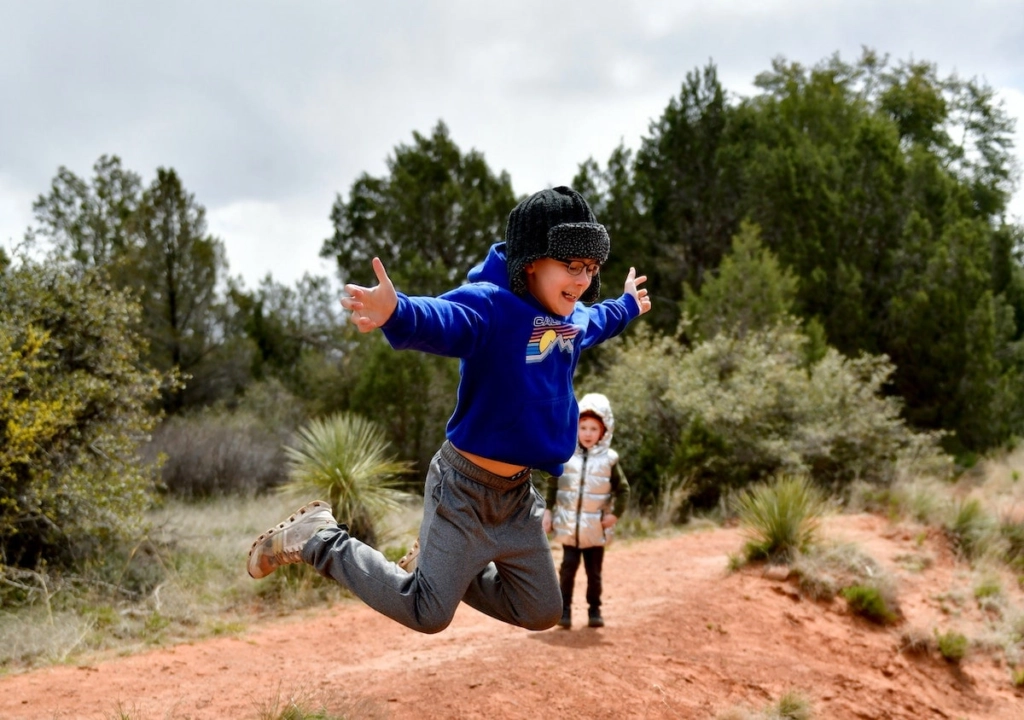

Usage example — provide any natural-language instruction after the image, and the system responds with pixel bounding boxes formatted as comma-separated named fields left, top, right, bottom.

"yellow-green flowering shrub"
left=1, top=258, right=165, bottom=576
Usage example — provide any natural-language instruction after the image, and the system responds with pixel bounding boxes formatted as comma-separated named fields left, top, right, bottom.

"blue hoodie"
left=381, top=242, right=639, bottom=476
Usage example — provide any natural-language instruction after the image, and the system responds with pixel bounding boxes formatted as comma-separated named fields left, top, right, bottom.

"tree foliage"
left=29, top=155, right=143, bottom=271
left=579, top=50, right=1024, bottom=454
left=131, top=168, right=227, bottom=410
left=321, top=121, right=519, bottom=297
left=682, top=220, right=800, bottom=342
left=585, top=228, right=951, bottom=508
left=30, top=158, right=240, bottom=412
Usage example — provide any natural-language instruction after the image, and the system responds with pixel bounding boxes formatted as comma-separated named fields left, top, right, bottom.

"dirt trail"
left=1, top=515, right=1021, bottom=720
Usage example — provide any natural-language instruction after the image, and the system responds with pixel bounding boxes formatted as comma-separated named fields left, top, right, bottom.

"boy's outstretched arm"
left=624, top=267, right=652, bottom=315
left=341, top=257, right=399, bottom=332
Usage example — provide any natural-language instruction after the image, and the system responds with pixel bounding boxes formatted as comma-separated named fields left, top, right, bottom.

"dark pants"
left=558, top=545, right=605, bottom=614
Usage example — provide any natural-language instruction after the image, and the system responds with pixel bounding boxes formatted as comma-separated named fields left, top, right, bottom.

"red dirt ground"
left=1, top=514, right=1022, bottom=720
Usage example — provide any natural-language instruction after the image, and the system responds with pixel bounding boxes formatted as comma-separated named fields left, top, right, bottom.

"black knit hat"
left=505, top=186, right=610, bottom=303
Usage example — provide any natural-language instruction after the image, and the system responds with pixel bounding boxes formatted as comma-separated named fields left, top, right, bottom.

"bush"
left=0, top=257, right=165, bottom=576
left=591, top=322, right=951, bottom=510
left=841, top=585, right=900, bottom=625
left=936, top=630, right=968, bottom=663
left=146, top=412, right=289, bottom=498
left=144, top=382, right=305, bottom=499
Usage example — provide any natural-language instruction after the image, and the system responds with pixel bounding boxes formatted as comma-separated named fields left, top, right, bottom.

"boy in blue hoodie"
left=247, top=186, right=650, bottom=633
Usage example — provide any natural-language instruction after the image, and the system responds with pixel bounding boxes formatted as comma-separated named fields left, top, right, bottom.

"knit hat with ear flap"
left=505, top=186, right=610, bottom=304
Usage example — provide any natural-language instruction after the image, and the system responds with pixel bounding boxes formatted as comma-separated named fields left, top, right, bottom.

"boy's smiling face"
left=523, top=257, right=598, bottom=316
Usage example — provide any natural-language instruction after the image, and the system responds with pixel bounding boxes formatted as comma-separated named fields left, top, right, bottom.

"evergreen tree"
left=322, top=121, right=518, bottom=297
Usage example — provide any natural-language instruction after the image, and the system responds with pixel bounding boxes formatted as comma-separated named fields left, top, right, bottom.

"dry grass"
left=716, top=689, right=814, bottom=719
left=251, top=683, right=389, bottom=720
left=0, top=494, right=424, bottom=674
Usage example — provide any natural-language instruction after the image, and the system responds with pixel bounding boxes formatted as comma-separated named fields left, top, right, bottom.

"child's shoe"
left=587, top=608, right=604, bottom=628
left=247, top=500, right=336, bottom=579
left=397, top=539, right=420, bottom=572
left=557, top=608, right=572, bottom=629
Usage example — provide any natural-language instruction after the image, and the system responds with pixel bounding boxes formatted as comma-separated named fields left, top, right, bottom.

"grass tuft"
left=936, top=630, right=969, bottom=663
left=840, top=585, right=900, bottom=625
left=735, top=475, right=825, bottom=563
left=946, top=498, right=996, bottom=561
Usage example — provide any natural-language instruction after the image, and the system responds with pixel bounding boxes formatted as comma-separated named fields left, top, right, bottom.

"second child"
left=543, top=392, right=628, bottom=629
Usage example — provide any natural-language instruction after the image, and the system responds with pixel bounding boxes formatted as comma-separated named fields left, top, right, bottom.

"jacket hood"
left=467, top=242, right=511, bottom=289
left=577, top=392, right=614, bottom=454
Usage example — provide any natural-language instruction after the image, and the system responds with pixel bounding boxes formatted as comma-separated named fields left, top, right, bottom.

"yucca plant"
left=280, top=412, right=414, bottom=548
left=735, top=475, right=825, bottom=563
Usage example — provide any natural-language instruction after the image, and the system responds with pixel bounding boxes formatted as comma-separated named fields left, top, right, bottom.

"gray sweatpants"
left=301, top=441, right=562, bottom=634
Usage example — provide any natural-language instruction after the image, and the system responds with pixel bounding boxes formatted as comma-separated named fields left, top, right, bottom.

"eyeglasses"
left=560, top=260, right=601, bottom=278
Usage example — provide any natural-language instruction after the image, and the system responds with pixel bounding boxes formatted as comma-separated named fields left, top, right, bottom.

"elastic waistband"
left=440, top=441, right=532, bottom=491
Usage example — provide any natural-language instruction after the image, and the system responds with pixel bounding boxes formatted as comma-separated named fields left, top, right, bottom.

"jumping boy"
left=247, top=186, right=651, bottom=633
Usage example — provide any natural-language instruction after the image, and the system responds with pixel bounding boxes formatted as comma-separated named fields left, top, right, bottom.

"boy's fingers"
left=626, top=267, right=636, bottom=282
left=633, top=274, right=648, bottom=286
left=372, top=257, right=392, bottom=287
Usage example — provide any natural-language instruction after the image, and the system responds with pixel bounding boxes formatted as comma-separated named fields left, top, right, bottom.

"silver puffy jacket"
left=552, top=393, right=619, bottom=548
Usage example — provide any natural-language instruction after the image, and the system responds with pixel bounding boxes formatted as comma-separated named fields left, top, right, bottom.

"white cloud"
left=206, top=197, right=336, bottom=289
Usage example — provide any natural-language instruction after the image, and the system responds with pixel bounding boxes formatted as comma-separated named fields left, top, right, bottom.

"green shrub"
left=144, top=379, right=307, bottom=499
left=590, top=306, right=951, bottom=510
left=0, top=257, right=166, bottom=577
left=735, top=475, right=824, bottom=562
left=841, top=585, right=899, bottom=625
left=936, top=630, right=968, bottom=662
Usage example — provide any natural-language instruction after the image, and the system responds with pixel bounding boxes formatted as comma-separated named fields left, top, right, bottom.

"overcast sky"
left=2, top=0, right=1023, bottom=288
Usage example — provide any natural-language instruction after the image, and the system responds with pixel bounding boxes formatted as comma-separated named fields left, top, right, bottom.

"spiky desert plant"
left=736, top=475, right=825, bottom=562
left=280, top=412, right=414, bottom=547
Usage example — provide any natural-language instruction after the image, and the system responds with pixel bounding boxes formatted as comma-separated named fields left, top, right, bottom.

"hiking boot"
left=247, top=500, right=336, bottom=579
left=397, top=539, right=420, bottom=572
left=557, top=608, right=572, bottom=629
left=587, top=610, right=604, bottom=628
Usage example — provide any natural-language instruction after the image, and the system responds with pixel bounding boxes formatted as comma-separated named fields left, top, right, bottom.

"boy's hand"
left=601, top=513, right=618, bottom=529
left=542, top=509, right=552, bottom=534
left=341, top=257, right=399, bottom=332
left=624, top=267, right=651, bottom=315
